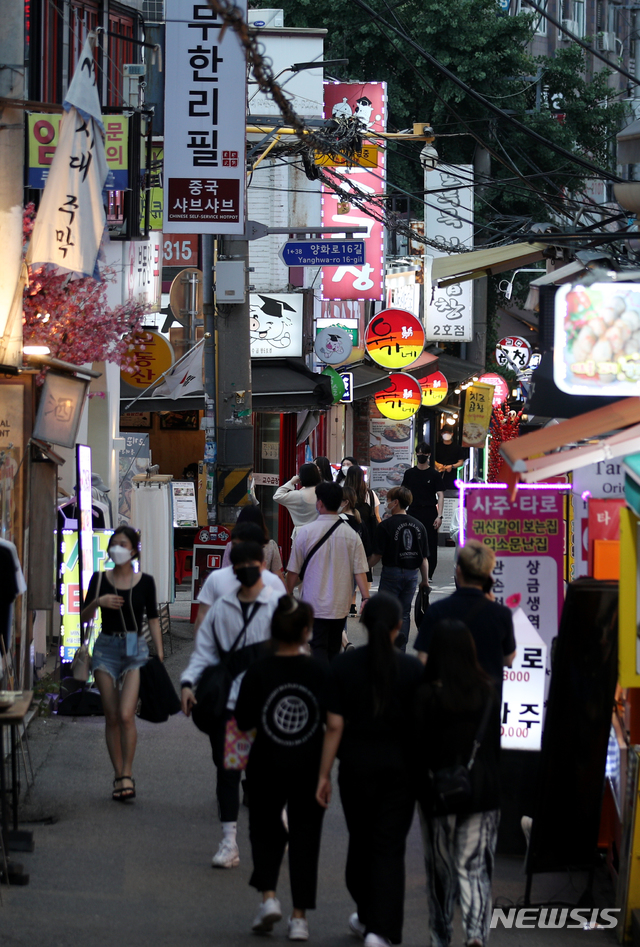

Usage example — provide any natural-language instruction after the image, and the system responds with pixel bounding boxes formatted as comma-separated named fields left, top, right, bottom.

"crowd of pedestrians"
left=81, top=455, right=515, bottom=947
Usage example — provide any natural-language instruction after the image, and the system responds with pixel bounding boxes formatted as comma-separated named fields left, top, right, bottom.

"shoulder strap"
left=467, top=693, right=495, bottom=770
left=299, top=518, right=344, bottom=581
left=215, top=600, right=263, bottom=662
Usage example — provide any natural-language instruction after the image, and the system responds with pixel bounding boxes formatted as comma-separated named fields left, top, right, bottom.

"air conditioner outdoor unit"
left=559, top=19, right=578, bottom=38
left=123, top=64, right=146, bottom=78
left=597, top=31, right=617, bottom=52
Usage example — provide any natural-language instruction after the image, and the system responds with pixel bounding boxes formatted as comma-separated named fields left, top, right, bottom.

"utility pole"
left=0, top=0, right=25, bottom=366
left=215, top=235, right=253, bottom=524
left=202, top=233, right=217, bottom=524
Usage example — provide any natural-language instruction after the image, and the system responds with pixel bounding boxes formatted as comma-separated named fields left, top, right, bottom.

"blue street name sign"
left=279, top=240, right=366, bottom=267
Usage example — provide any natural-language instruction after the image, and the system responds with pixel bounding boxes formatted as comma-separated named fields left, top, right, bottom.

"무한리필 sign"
left=164, top=0, right=247, bottom=233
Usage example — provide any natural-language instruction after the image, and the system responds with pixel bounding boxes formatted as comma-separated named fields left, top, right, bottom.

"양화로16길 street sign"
left=279, top=240, right=366, bottom=267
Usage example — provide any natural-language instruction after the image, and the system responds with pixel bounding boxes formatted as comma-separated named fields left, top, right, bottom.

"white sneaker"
left=252, top=897, right=283, bottom=933
left=211, top=838, right=239, bottom=868
left=288, top=917, right=309, bottom=941
left=349, top=913, right=366, bottom=940
left=364, top=935, right=391, bottom=947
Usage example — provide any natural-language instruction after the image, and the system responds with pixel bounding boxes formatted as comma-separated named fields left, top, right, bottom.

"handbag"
left=413, top=585, right=430, bottom=628
left=137, top=655, right=181, bottom=723
left=223, top=716, right=256, bottom=770
left=192, top=601, right=265, bottom=735
left=72, top=572, right=102, bottom=682
left=430, top=694, right=494, bottom=815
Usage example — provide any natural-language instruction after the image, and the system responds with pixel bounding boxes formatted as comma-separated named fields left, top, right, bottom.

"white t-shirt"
left=197, top=564, right=286, bottom=608
left=287, top=514, right=368, bottom=619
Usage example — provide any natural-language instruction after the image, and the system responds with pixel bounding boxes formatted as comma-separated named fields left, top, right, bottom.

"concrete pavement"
left=1, top=549, right=618, bottom=946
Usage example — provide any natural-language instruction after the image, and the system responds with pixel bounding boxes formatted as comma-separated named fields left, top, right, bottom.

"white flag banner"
left=152, top=343, right=204, bottom=399
left=26, top=33, right=108, bottom=278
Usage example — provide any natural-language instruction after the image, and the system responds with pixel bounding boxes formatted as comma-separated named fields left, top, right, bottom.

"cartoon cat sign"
left=249, top=293, right=304, bottom=358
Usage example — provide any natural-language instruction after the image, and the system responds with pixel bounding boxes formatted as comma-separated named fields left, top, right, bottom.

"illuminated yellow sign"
left=28, top=113, right=129, bottom=190
left=315, top=145, right=379, bottom=168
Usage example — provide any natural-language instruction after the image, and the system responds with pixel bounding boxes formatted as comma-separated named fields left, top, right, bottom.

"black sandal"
left=112, top=776, right=125, bottom=801
left=118, top=776, right=136, bottom=800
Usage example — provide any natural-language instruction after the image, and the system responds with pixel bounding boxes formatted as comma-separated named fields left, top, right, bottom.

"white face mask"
left=341, top=464, right=350, bottom=475
left=109, top=544, right=132, bottom=565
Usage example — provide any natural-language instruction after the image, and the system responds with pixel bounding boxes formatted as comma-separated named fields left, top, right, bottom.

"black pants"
left=311, top=617, right=346, bottom=664
left=247, top=760, right=325, bottom=909
left=338, top=763, right=415, bottom=945
left=410, top=509, right=438, bottom=579
left=208, top=712, right=242, bottom=822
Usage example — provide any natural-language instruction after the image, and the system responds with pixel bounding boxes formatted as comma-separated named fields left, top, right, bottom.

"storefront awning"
left=501, top=397, right=640, bottom=482
left=347, top=361, right=399, bottom=400
left=420, top=348, right=483, bottom=387
left=431, top=242, right=547, bottom=288
left=524, top=261, right=586, bottom=311
left=252, top=359, right=333, bottom=412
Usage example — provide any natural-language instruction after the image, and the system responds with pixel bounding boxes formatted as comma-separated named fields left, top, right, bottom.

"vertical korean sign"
left=76, top=444, right=93, bottom=655
left=424, top=166, right=473, bottom=342
left=321, top=83, right=386, bottom=301
left=463, top=484, right=569, bottom=750
left=164, top=0, right=248, bottom=234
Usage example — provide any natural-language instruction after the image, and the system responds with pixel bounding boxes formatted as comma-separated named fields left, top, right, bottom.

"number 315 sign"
left=163, top=235, right=199, bottom=267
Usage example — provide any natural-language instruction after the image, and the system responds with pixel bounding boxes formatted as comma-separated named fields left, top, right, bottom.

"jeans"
left=378, top=567, right=419, bottom=651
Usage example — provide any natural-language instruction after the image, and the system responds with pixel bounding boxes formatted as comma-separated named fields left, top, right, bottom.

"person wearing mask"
left=220, top=507, right=284, bottom=577
left=414, top=540, right=516, bottom=697
left=434, top=429, right=468, bottom=491
left=274, top=463, right=322, bottom=533
left=193, top=522, right=286, bottom=634
left=402, top=443, right=444, bottom=579
left=316, top=593, right=423, bottom=947
left=415, top=620, right=502, bottom=947
left=338, top=486, right=363, bottom=650
left=286, top=481, right=369, bottom=663
left=81, top=526, right=163, bottom=802
left=180, top=542, right=281, bottom=869
left=335, top=456, right=358, bottom=487
left=314, top=456, right=334, bottom=483
left=235, top=596, right=328, bottom=941
left=369, top=485, right=429, bottom=652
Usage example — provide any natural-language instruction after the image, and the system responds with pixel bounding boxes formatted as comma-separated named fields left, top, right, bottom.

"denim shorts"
left=92, top=633, right=149, bottom=684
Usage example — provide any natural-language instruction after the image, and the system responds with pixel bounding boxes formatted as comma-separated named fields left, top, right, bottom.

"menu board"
left=171, top=481, right=198, bottom=527
left=369, top=416, right=414, bottom=517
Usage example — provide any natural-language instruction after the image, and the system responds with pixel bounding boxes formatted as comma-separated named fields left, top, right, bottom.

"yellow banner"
left=315, top=145, right=379, bottom=168
left=462, top=382, right=495, bottom=448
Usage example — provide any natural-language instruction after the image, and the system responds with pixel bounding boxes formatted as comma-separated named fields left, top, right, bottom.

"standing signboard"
left=424, top=166, right=474, bottom=342
left=461, top=483, right=569, bottom=735
left=321, top=82, right=386, bottom=301
left=164, top=0, right=248, bottom=234
left=190, top=526, right=232, bottom=621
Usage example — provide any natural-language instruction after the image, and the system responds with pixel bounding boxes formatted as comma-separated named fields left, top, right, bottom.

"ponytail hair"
left=271, top=595, right=314, bottom=645
left=360, top=592, right=401, bottom=716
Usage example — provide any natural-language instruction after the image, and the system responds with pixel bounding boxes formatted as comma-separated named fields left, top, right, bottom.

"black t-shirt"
left=327, top=645, right=423, bottom=771
left=414, top=681, right=501, bottom=814
left=402, top=466, right=443, bottom=514
left=374, top=514, right=428, bottom=569
left=235, top=654, right=329, bottom=768
left=414, top=587, right=516, bottom=692
left=435, top=442, right=469, bottom=489
left=85, top=571, right=158, bottom=635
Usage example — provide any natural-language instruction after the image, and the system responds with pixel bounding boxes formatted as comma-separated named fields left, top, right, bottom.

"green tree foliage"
left=253, top=0, right=629, bottom=224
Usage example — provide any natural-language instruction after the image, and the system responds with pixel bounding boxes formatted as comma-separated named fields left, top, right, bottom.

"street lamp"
left=420, top=143, right=439, bottom=171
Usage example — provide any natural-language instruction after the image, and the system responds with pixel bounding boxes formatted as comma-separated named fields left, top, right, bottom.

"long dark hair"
left=360, top=593, right=401, bottom=717
left=271, top=595, right=314, bottom=644
left=424, top=619, right=494, bottom=712
left=236, top=505, right=269, bottom=543
left=336, top=456, right=358, bottom=486
left=314, top=456, right=334, bottom=482
left=345, top=463, right=369, bottom=505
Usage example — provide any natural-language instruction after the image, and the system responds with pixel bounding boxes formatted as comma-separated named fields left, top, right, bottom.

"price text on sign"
left=163, top=235, right=199, bottom=267
left=280, top=241, right=366, bottom=267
